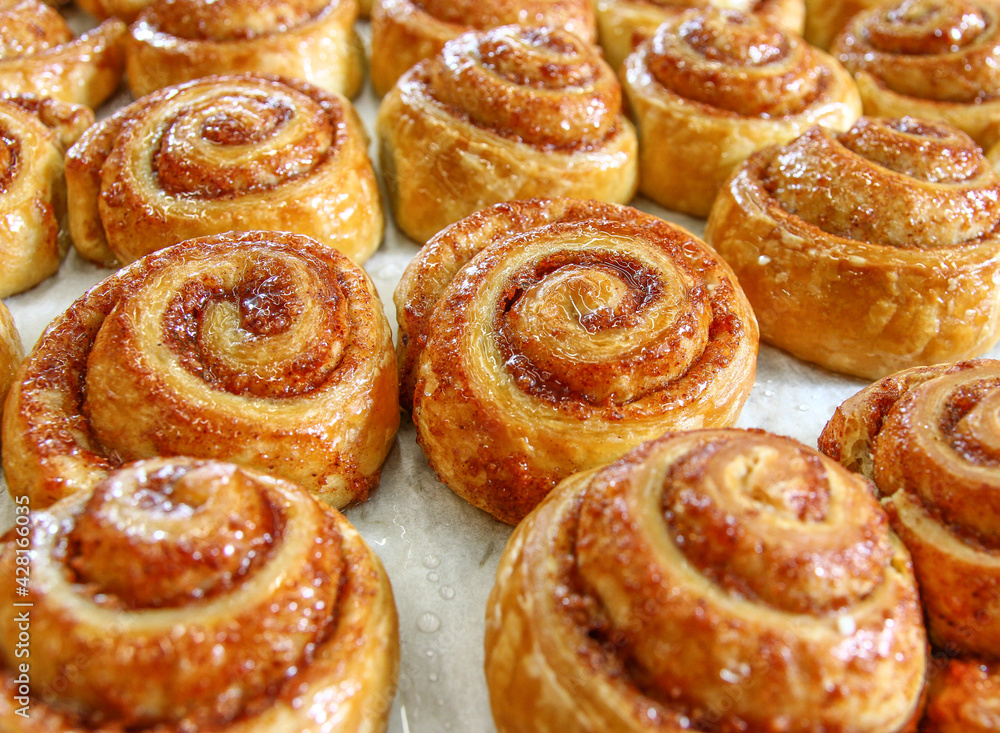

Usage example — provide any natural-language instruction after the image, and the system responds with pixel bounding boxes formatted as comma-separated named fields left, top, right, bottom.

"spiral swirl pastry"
left=596, top=0, right=805, bottom=73
left=0, top=94, right=94, bottom=298
left=0, top=302, right=22, bottom=439
left=705, top=116, right=1000, bottom=379
left=376, top=28, right=638, bottom=245
left=485, top=428, right=927, bottom=733
left=0, top=0, right=125, bottom=109
left=369, top=0, right=596, bottom=96
left=803, top=0, right=885, bottom=50
left=66, top=74, right=383, bottom=268
left=623, top=8, right=861, bottom=217
left=396, top=198, right=758, bottom=524
left=819, top=359, right=1000, bottom=662
left=833, top=0, right=1000, bottom=148
left=1, top=231, right=399, bottom=509
left=0, top=456, right=399, bottom=732
left=126, top=0, right=363, bottom=99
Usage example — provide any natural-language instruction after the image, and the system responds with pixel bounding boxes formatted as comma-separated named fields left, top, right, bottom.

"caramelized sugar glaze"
left=2, top=231, right=399, bottom=509
left=396, top=198, right=758, bottom=524
left=485, top=429, right=927, bottom=732
left=0, top=457, right=399, bottom=732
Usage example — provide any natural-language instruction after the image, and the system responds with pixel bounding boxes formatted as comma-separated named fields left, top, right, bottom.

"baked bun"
left=0, top=0, right=125, bottom=108
left=486, top=428, right=928, bottom=733
left=0, top=301, right=21, bottom=437
left=377, top=26, right=638, bottom=245
left=127, top=0, right=363, bottom=98
left=623, top=7, right=861, bottom=217
left=2, top=230, right=399, bottom=509
left=66, top=74, right=382, bottom=267
left=597, top=0, right=805, bottom=72
left=0, top=456, right=399, bottom=732
left=0, top=94, right=93, bottom=297
left=834, top=0, right=1000, bottom=149
left=369, top=0, right=596, bottom=96
left=398, top=198, right=758, bottom=524
left=705, top=115, right=1000, bottom=379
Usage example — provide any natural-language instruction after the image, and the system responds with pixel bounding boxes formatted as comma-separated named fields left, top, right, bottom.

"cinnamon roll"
left=819, top=359, right=1000, bottom=731
left=0, top=302, right=22, bottom=435
left=833, top=0, right=1000, bottom=149
left=596, top=0, right=805, bottom=74
left=2, top=231, right=399, bottom=509
left=376, top=27, right=638, bottom=246
left=485, top=428, right=928, bottom=733
left=398, top=198, right=758, bottom=524
left=0, top=456, right=399, bottom=732
left=705, top=116, right=1000, bottom=380
left=0, top=0, right=125, bottom=109
left=803, top=0, right=884, bottom=50
left=66, top=74, right=383, bottom=268
left=623, top=8, right=861, bottom=217
left=126, top=0, right=363, bottom=99
left=0, top=94, right=94, bottom=298
left=369, top=0, right=596, bottom=97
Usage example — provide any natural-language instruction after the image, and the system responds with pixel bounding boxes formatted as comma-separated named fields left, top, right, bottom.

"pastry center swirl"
left=153, top=92, right=335, bottom=198
left=494, top=242, right=711, bottom=406
left=144, top=0, right=330, bottom=41
left=866, top=0, right=988, bottom=54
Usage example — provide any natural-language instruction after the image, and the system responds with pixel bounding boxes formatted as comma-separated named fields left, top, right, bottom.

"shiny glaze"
left=0, top=302, right=21, bottom=442
left=0, top=0, right=125, bottom=108
left=65, top=74, right=383, bottom=266
left=399, top=198, right=758, bottom=524
left=1, top=231, right=399, bottom=509
left=485, top=429, right=927, bottom=732
left=0, top=457, right=400, bottom=732
left=127, top=0, right=362, bottom=98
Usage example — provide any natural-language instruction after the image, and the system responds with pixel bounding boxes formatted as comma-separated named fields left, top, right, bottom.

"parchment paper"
left=0, top=21, right=973, bottom=733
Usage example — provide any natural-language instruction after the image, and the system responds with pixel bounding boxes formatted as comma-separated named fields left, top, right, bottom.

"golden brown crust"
left=369, top=0, right=596, bottom=96
left=1, top=231, right=399, bottom=509
left=922, top=660, right=1000, bottom=732
left=705, top=116, right=1000, bottom=379
left=376, top=27, right=638, bottom=245
left=820, top=359, right=1000, bottom=662
left=803, top=0, right=884, bottom=49
left=126, top=0, right=363, bottom=99
left=0, top=95, right=94, bottom=298
left=399, top=198, right=758, bottom=524
left=596, top=0, right=805, bottom=73
left=485, top=428, right=928, bottom=732
left=834, top=0, right=1000, bottom=148
left=623, top=7, right=861, bottom=217
left=66, top=74, right=383, bottom=267
left=0, top=302, right=22, bottom=437
left=0, top=457, right=399, bottom=732
left=0, top=1, right=125, bottom=109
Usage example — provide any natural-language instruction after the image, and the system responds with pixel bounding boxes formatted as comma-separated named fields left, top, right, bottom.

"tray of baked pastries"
left=3, top=0, right=1000, bottom=729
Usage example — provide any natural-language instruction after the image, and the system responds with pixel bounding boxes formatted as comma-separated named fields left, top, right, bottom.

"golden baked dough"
left=66, top=74, right=383, bottom=267
left=377, top=27, right=638, bottom=245
left=2, top=231, right=399, bottom=509
left=0, top=456, right=399, bottom=732
left=369, top=0, right=596, bottom=96
left=0, top=95, right=93, bottom=298
left=833, top=0, right=1000, bottom=149
left=0, top=302, right=22, bottom=435
left=485, top=428, right=928, bottom=733
left=76, top=0, right=150, bottom=21
left=819, top=359, right=1000, bottom=731
left=705, top=116, right=1000, bottom=380
left=922, top=660, right=1000, bottom=732
left=399, top=198, right=759, bottom=524
left=126, top=0, right=363, bottom=99
left=623, top=7, right=861, bottom=217
left=0, top=0, right=125, bottom=108
left=803, top=0, right=884, bottom=49
left=597, top=0, right=805, bottom=73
